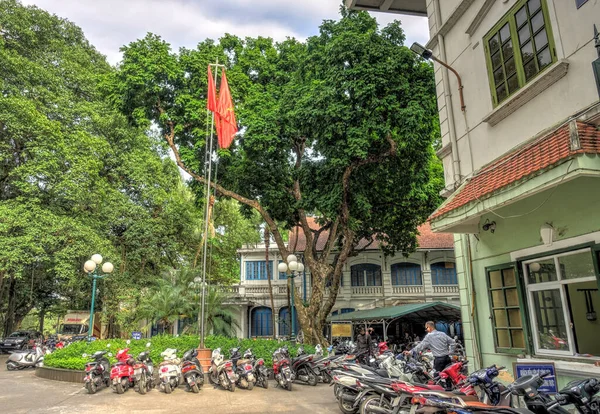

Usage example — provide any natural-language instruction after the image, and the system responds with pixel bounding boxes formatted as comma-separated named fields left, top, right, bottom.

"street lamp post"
left=277, top=254, right=305, bottom=340
left=83, top=254, right=113, bottom=341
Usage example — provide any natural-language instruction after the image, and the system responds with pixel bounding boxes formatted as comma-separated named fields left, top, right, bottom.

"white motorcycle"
left=158, top=348, right=181, bottom=394
left=6, top=343, right=46, bottom=370
left=208, top=348, right=237, bottom=392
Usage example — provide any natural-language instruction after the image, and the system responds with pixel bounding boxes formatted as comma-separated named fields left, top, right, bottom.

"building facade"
left=349, top=0, right=600, bottom=385
left=227, top=222, right=459, bottom=339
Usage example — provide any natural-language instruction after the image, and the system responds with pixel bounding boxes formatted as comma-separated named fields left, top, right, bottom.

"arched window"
left=340, top=308, right=355, bottom=314
left=391, top=263, right=422, bottom=285
left=278, top=307, right=298, bottom=337
left=251, top=307, right=273, bottom=337
left=431, top=262, right=458, bottom=285
left=351, top=264, right=382, bottom=286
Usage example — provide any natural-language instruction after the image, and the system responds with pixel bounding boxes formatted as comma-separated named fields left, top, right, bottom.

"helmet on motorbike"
left=378, top=342, right=389, bottom=353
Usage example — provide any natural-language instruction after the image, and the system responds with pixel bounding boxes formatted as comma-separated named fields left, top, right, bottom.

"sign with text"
left=512, top=362, right=557, bottom=394
left=131, top=331, right=142, bottom=340
left=331, top=323, right=352, bottom=337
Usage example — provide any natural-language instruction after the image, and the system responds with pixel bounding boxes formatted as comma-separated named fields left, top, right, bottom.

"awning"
left=327, top=301, right=461, bottom=324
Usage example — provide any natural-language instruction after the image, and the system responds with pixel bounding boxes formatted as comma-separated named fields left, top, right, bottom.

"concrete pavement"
left=0, top=355, right=340, bottom=414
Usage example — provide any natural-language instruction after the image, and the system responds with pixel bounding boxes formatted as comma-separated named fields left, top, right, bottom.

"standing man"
left=405, top=321, right=455, bottom=372
left=356, top=327, right=371, bottom=361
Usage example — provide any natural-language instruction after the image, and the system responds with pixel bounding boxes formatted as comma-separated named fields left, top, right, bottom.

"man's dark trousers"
left=433, top=355, right=451, bottom=372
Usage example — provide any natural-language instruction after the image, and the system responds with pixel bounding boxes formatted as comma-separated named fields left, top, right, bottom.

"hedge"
left=43, top=335, right=315, bottom=370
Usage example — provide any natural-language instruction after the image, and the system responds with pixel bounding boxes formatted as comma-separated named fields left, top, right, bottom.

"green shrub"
left=43, top=335, right=315, bottom=370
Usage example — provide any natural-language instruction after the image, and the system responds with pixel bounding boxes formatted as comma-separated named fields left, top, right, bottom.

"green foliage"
left=43, top=335, right=314, bottom=370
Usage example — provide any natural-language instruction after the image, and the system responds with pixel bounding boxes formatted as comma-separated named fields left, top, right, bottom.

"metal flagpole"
left=200, top=59, right=222, bottom=348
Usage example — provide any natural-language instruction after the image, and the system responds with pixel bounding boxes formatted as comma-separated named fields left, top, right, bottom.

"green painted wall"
left=451, top=176, right=600, bottom=387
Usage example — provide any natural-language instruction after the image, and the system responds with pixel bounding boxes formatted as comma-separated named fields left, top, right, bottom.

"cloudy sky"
left=21, top=0, right=429, bottom=65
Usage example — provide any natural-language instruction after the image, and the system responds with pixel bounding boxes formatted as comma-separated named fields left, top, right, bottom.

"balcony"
left=432, top=285, right=459, bottom=294
left=391, top=285, right=424, bottom=295
left=351, top=286, right=383, bottom=295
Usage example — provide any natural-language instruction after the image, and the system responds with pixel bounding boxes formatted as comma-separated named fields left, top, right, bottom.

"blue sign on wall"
left=131, top=331, right=142, bottom=340
left=513, top=362, right=557, bottom=394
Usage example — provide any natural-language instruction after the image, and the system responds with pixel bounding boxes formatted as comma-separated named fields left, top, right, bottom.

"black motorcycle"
left=509, top=373, right=569, bottom=414
left=244, top=348, right=269, bottom=389
left=291, top=346, right=318, bottom=386
left=230, top=347, right=256, bottom=390
left=555, top=378, right=600, bottom=414
left=180, top=348, right=204, bottom=393
left=83, top=350, right=111, bottom=394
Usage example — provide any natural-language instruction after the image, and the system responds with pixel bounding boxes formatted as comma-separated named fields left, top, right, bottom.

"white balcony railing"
left=352, top=286, right=383, bottom=295
left=392, top=285, right=424, bottom=295
left=432, top=285, right=459, bottom=294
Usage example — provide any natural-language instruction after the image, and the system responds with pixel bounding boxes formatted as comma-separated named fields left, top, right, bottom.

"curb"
left=35, top=366, right=85, bottom=383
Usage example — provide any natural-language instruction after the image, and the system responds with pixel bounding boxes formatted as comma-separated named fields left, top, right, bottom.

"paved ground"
left=0, top=355, right=339, bottom=414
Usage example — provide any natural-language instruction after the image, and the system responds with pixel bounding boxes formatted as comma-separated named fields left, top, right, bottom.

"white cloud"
left=21, top=0, right=429, bottom=65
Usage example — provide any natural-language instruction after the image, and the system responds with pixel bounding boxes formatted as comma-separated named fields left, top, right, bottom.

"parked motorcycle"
left=230, top=347, right=256, bottom=390
left=208, top=347, right=237, bottom=392
left=467, top=365, right=511, bottom=406
left=291, top=346, right=318, bottom=386
left=555, top=378, right=600, bottom=414
left=83, top=350, right=111, bottom=394
left=245, top=348, right=269, bottom=389
left=158, top=348, right=181, bottom=394
left=133, top=343, right=154, bottom=395
left=6, top=343, right=46, bottom=370
left=272, top=347, right=294, bottom=391
left=110, top=346, right=135, bottom=394
left=180, top=348, right=204, bottom=393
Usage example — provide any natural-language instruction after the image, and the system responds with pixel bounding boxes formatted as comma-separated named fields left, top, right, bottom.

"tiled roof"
left=287, top=218, right=454, bottom=252
left=430, top=121, right=600, bottom=221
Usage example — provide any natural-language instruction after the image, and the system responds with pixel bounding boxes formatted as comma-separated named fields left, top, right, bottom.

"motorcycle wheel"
left=322, top=373, right=332, bottom=384
left=138, top=372, right=147, bottom=395
left=229, top=381, right=236, bottom=392
left=86, top=380, right=97, bottom=395
left=191, top=383, right=199, bottom=393
left=334, top=384, right=341, bottom=398
left=286, top=381, right=292, bottom=391
left=6, top=362, right=17, bottom=371
left=164, top=383, right=172, bottom=394
left=360, top=395, right=391, bottom=414
left=247, top=381, right=254, bottom=391
left=308, top=372, right=317, bottom=386
left=262, top=377, right=269, bottom=389
left=338, top=392, right=358, bottom=414
left=115, top=382, right=125, bottom=394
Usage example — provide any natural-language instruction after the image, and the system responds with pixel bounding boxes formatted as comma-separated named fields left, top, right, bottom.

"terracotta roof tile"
left=287, top=218, right=454, bottom=252
left=430, top=122, right=600, bottom=221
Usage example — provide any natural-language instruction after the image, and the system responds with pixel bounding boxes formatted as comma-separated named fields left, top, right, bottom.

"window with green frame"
left=487, top=265, right=527, bottom=352
left=484, top=0, right=556, bottom=106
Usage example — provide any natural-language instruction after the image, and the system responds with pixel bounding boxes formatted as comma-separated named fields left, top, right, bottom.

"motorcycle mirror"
left=126, top=340, right=131, bottom=345
left=108, top=352, right=113, bottom=357
left=146, top=342, right=151, bottom=348
left=82, top=353, right=87, bottom=358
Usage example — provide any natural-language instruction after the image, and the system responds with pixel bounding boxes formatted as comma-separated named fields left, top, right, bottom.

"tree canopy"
left=109, top=7, right=443, bottom=343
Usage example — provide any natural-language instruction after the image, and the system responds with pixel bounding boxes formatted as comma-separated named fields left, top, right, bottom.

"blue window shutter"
left=431, top=262, right=457, bottom=285
left=351, top=264, right=382, bottom=286
left=391, top=263, right=422, bottom=285
left=246, top=261, right=253, bottom=280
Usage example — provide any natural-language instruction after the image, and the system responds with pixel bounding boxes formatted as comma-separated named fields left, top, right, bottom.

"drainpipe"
left=433, top=0, right=462, bottom=186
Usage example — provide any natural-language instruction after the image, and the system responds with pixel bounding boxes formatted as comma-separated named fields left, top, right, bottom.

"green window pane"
left=521, top=41, right=534, bottom=61
left=531, top=11, right=544, bottom=34
left=506, top=288, right=519, bottom=306
left=492, top=290, right=506, bottom=307
left=496, top=83, right=507, bottom=101
left=528, top=0, right=541, bottom=14
left=516, top=6, right=528, bottom=27
left=503, top=269, right=516, bottom=287
left=496, top=329, right=510, bottom=348
left=558, top=251, right=595, bottom=280
left=528, top=258, right=557, bottom=284
left=489, top=34, right=500, bottom=54
left=491, top=51, right=503, bottom=70
left=532, top=289, right=569, bottom=351
left=511, top=330, right=525, bottom=348
left=495, top=310, right=508, bottom=327
left=489, top=270, right=503, bottom=288
left=537, top=48, right=551, bottom=69
left=534, top=28, right=548, bottom=50
left=508, top=309, right=522, bottom=327
left=502, top=41, right=514, bottom=59
left=499, top=23, right=511, bottom=43
left=519, top=25, right=531, bottom=46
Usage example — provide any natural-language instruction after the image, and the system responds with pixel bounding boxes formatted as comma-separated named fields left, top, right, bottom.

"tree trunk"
left=38, top=309, right=46, bottom=334
left=3, top=274, right=16, bottom=335
left=264, top=227, right=276, bottom=339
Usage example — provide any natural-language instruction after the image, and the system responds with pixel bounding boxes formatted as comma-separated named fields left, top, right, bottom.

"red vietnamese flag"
left=216, top=69, right=238, bottom=149
left=207, top=65, right=221, bottom=135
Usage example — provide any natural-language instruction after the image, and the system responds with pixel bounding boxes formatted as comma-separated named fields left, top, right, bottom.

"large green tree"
left=108, top=8, right=442, bottom=344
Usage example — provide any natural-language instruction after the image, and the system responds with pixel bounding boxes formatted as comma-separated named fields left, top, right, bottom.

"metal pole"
left=88, top=275, right=97, bottom=341
left=200, top=60, right=219, bottom=348
left=291, top=272, right=295, bottom=340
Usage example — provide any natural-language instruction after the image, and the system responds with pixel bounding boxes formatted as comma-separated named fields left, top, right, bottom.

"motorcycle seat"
left=236, top=359, right=251, bottom=366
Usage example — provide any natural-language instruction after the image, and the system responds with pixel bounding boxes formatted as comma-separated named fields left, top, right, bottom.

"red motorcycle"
left=437, top=360, right=475, bottom=395
left=272, top=347, right=294, bottom=391
left=110, top=347, right=135, bottom=394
